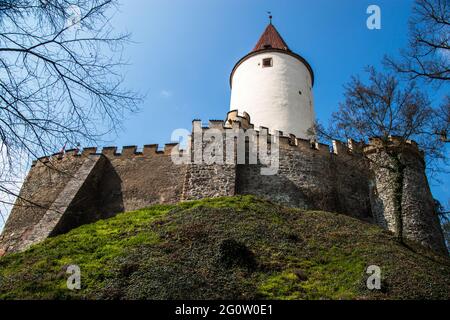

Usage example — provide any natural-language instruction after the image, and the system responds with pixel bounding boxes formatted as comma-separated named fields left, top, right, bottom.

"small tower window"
left=262, top=58, right=273, bottom=68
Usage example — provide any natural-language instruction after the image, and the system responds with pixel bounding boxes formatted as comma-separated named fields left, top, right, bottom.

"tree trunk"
left=391, top=153, right=406, bottom=243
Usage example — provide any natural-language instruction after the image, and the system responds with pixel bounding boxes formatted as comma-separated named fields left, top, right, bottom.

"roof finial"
left=267, top=11, right=272, bottom=24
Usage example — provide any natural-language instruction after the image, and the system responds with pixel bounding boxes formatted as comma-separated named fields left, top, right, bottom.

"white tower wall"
left=230, top=52, right=315, bottom=139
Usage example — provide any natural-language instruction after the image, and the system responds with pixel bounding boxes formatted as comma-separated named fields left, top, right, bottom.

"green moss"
left=257, top=248, right=365, bottom=300
left=0, top=204, right=173, bottom=299
left=258, top=271, right=304, bottom=300
left=296, top=252, right=365, bottom=300
left=0, top=196, right=449, bottom=300
left=177, top=195, right=271, bottom=212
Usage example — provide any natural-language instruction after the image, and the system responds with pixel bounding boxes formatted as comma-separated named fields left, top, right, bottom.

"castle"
left=0, top=22, right=446, bottom=256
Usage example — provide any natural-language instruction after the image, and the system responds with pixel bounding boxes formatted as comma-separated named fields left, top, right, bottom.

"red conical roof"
left=230, top=22, right=314, bottom=87
left=252, top=23, right=290, bottom=52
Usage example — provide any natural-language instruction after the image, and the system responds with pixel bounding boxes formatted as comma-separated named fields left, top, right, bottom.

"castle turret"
left=229, top=21, right=315, bottom=139
left=364, top=137, right=447, bottom=254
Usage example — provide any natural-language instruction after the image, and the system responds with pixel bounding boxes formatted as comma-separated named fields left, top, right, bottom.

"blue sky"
left=111, top=0, right=414, bottom=141
left=106, top=0, right=448, bottom=208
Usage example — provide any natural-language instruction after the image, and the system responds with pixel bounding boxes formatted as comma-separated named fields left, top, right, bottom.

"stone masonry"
left=0, top=111, right=447, bottom=255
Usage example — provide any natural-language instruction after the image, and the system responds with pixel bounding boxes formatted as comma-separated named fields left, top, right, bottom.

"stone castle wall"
left=0, top=151, right=92, bottom=253
left=0, top=112, right=446, bottom=255
left=365, top=137, right=447, bottom=253
left=184, top=113, right=373, bottom=222
left=236, top=140, right=372, bottom=221
left=100, top=144, right=187, bottom=212
left=0, top=144, right=187, bottom=254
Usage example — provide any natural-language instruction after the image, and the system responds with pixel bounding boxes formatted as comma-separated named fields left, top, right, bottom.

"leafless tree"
left=0, top=1, right=140, bottom=224
left=381, top=0, right=449, bottom=244
left=384, top=0, right=449, bottom=83
left=316, top=67, right=449, bottom=242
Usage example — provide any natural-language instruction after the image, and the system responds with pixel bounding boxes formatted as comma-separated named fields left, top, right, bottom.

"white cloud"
left=160, top=90, right=173, bottom=98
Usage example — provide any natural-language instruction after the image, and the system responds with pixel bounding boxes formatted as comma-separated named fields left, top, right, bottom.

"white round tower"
left=230, top=23, right=315, bottom=139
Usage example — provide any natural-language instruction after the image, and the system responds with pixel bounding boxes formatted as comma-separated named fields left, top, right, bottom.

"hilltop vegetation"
left=0, top=196, right=449, bottom=300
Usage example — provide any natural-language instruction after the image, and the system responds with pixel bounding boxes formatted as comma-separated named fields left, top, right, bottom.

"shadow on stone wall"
left=50, top=157, right=124, bottom=236
left=97, top=158, right=125, bottom=219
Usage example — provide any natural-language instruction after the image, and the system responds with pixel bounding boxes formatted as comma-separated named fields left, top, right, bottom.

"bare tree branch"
left=384, top=0, right=450, bottom=84
left=0, top=0, right=141, bottom=223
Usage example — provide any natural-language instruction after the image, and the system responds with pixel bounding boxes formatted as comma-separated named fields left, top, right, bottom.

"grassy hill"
left=0, top=195, right=449, bottom=300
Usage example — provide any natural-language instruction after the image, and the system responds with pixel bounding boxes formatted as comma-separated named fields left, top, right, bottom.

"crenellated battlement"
left=363, top=136, right=423, bottom=159
left=225, top=110, right=253, bottom=129
left=192, top=114, right=369, bottom=161
left=31, top=143, right=188, bottom=168
left=31, top=118, right=423, bottom=172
